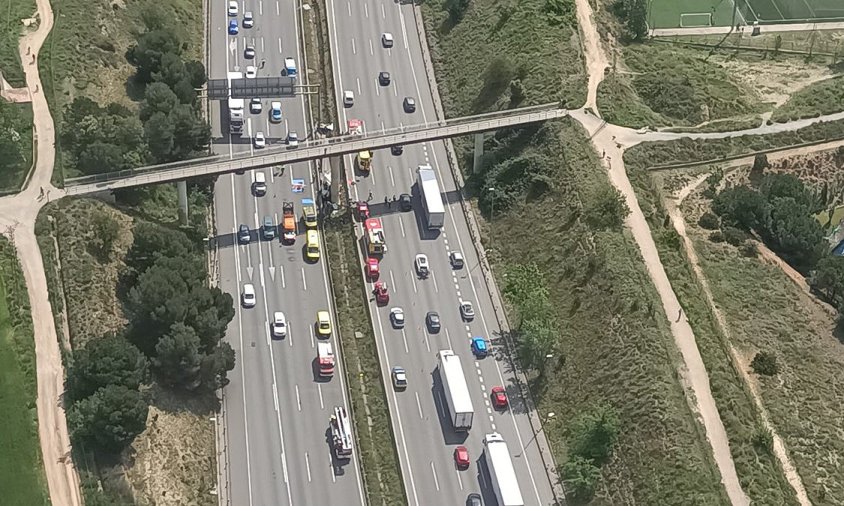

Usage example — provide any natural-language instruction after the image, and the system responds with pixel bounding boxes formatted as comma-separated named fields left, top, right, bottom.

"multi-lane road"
left=326, top=0, right=557, bottom=505
left=210, top=0, right=365, bottom=505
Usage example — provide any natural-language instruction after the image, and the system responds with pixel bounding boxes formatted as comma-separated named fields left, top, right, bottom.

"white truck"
left=417, top=165, right=444, bottom=229
left=483, top=433, right=524, bottom=506
left=227, top=71, right=244, bottom=134
left=437, top=350, right=474, bottom=431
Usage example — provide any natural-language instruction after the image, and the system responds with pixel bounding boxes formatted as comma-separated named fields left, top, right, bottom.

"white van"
left=253, top=171, right=267, bottom=196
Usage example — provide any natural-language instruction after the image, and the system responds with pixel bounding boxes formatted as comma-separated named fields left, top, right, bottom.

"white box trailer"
left=227, top=71, right=244, bottom=134
left=417, top=165, right=444, bottom=229
left=483, top=433, right=524, bottom=506
left=437, top=350, right=474, bottom=431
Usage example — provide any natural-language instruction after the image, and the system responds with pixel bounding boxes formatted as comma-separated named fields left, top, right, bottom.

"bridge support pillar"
left=177, top=181, right=189, bottom=226
left=472, top=133, right=485, bottom=174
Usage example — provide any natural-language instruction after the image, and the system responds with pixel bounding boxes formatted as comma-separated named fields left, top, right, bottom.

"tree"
left=751, top=153, right=769, bottom=176
left=0, top=100, right=28, bottom=171
left=126, top=30, right=181, bottom=84
left=509, top=79, right=526, bottom=108
left=760, top=173, right=821, bottom=214
left=811, top=255, right=844, bottom=309
left=140, top=82, right=180, bottom=121
left=200, top=342, right=236, bottom=390
left=623, top=0, right=648, bottom=41
left=68, top=385, right=149, bottom=453
left=186, top=286, right=235, bottom=351
left=77, top=141, right=124, bottom=175
left=66, top=335, right=149, bottom=402
left=184, top=60, right=208, bottom=89
left=562, top=456, right=601, bottom=501
left=764, top=197, right=827, bottom=272
left=517, top=315, right=557, bottom=372
left=144, top=111, right=175, bottom=162
left=169, top=104, right=210, bottom=158
left=126, top=221, right=195, bottom=274
left=568, top=404, right=620, bottom=464
left=698, top=211, right=720, bottom=230
left=89, top=212, right=121, bottom=261
left=443, top=0, right=470, bottom=22
left=584, top=184, right=629, bottom=230
left=750, top=351, right=779, bottom=376
left=154, top=323, right=203, bottom=389
left=712, top=185, right=769, bottom=230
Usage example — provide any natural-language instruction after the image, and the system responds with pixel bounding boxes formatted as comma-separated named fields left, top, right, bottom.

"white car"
left=272, top=312, right=287, bottom=338
left=343, top=90, right=354, bottom=107
left=381, top=32, right=394, bottom=48
left=228, top=0, right=238, bottom=16
left=250, top=97, right=262, bottom=113
left=390, top=307, right=405, bottom=329
left=459, top=300, right=475, bottom=321
left=242, top=283, right=256, bottom=308
left=254, top=131, right=265, bottom=148
left=246, top=65, right=257, bottom=78
left=449, top=250, right=464, bottom=269
left=287, top=131, right=299, bottom=147
left=414, top=254, right=429, bottom=277
left=243, top=11, right=254, bottom=28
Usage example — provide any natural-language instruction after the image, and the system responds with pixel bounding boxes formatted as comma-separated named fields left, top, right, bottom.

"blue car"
left=228, top=19, right=239, bottom=35
left=471, top=337, right=488, bottom=358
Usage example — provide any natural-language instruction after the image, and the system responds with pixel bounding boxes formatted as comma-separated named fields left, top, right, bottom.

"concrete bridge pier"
left=472, top=133, right=485, bottom=174
left=177, top=181, right=189, bottom=226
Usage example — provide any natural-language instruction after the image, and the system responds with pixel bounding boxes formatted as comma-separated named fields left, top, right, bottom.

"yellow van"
left=306, top=229, right=320, bottom=260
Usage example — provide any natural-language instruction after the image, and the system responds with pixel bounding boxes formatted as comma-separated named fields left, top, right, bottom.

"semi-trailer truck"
left=227, top=71, right=244, bottom=134
left=417, top=165, right=444, bottom=229
left=483, top=433, right=524, bottom=506
left=437, top=350, right=474, bottom=431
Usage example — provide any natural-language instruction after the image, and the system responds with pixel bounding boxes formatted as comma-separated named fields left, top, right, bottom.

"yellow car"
left=306, top=229, right=320, bottom=260
left=316, top=310, right=332, bottom=337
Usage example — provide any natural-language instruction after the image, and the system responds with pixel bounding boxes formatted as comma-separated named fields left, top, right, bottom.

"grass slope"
left=0, top=0, right=36, bottom=87
left=771, top=75, right=844, bottom=123
left=0, top=101, right=33, bottom=192
left=421, top=0, right=586, bottom=115
left=0, top=237, right=50, bottom=505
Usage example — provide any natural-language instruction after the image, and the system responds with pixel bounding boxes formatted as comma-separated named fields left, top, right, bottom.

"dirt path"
left=573, top=0, right=608, bottom=114
left=666, top=178, right=811, bottom=506
left=0, top=0, right=82, bottom=503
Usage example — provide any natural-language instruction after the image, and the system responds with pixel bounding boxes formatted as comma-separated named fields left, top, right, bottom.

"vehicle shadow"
left=410, top=184, right=441, bottom=241
left=430, top=367, right=469, bottom=446
left=475, top=455, right=499, bottom=506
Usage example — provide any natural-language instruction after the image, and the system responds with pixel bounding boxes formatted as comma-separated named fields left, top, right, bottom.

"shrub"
left=562, top=455, right=601, bottom=501
left=568, top=404, right=620, bottom=464
left=697, top=212, right=720, bottom=230
left=739, top=241, right=758, bottom=258
left=722, top=226, right=749, bottom=247
left=751, top=351, right=779, bottom=376
left=751, top=424, right=774, bottom=454
left=709, top=231, right=725, bottom=243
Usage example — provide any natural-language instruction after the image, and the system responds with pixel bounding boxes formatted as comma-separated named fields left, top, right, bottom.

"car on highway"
left=270, top=101, right=282, bottom=122
left=450, top=250, right=465, bottom=269
left=253, top=171, right=267, bottom=195
left=241, top=283, right=256, bottom=308
left=246, top=65, right=257, bottom=78
left=343, top=90, right=354, bottom=107
left=390, top=307, right=405, bottom=329
left=426, top=311, right=440, bottom=333
left=466, top=493, right=482, bottom=506
left=306, top=229, right=320, bottom=261
left=391, top=145, right=403, bottom=156
left=228, top=0, right=238, bottom=15
left=403, top=97, right=416, bottom=113
left=250, top=97, right=262, bottom=113
left=366, top=257, right=380, bottom=280
left=471, top=336, right=488, bottom=358
left=399, top=193, right=412, bottom=211
left=228, top=19, right=238, bottom=35
left=491, top=386, right=508, bottom=409
left=238, top=224, right=250, bottom=244
left=244, top=46, right=255, bottom=59
left=243, top=11, right=254, bottom=27
left=287, top=131, right=299, bottom=147
left=254, top=131, right=265, bottom=148
left=391, top=366, right=407, bottom=390
left=415, top=254, right=429, bottom=277
left=379, top=71, right=391, bottom=85
left=272, top=311, right=288, bottom=338
left=262, top=215, right=276, bottom=240
left=381, top=32, right=393, bottom=48
left=460, top=300, right=475, bottom=321
left=374, top=281, right=389, bottom=305
left=454, top=446, right=470, bottom=469
left=316, top=311, right=332, bottom=337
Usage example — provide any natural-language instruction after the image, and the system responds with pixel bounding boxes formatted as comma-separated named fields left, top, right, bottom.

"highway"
left=326, top=0, right=558, bottom=504
left=209, top=0, right=364, bottom=504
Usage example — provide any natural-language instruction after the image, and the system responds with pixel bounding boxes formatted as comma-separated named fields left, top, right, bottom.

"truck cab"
left=317, top=342, right=335, bottom=377
left=282, top=201, right=296, bottom=243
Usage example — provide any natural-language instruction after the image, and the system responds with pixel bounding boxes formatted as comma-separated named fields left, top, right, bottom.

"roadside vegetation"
left=0, top=0, right=35, bottom=87
left=771, top=75, right=844, bottom=122
left=0, top=237, right=50, bottom=505
left=323, top=211, right=407, bottom=506
left=0, top=100, right=33, bottom=192
left=628, top=168, right=800, bottom=505
left=638, top=157, right=844, bottom=503
left=421, top=0, right=586, bottom=114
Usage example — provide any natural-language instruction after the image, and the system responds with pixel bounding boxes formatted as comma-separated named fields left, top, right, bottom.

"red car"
left=374, top=281, right=389, bottom=305
left=491, top=386, right=508, bottom=409
left=366, top=257, right=380, bottom=280
left=454, top=446, right=470, bottom=469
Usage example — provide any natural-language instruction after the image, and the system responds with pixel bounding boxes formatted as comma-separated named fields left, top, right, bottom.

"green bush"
left=562, top=456, right=601, bottom=501
left=709, top=231, right=725, bottom=243
left=722, top=227, right=749, bottom=247
left=751, top=424, right=774, bottom=454
left=740, top=241, right=758, bottom=258
left=750, top=351, right=779, bottom=376
left=697, top=212, right=720, bottom=230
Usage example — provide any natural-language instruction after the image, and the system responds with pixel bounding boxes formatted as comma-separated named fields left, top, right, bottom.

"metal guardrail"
left=62, top=105, right=567, bottom=195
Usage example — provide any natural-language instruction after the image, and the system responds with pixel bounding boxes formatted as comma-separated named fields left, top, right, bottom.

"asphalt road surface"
left=209, top=0, right=365, bottom=504
left=326, top=0, right=558, bottom=504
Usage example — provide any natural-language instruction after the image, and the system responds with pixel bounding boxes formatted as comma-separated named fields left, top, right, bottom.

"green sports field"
left=648, top=0, right=844, bottom=29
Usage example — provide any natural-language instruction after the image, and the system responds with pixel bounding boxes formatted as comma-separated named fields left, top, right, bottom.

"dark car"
left=390, top=145, right=403, bottom=156
left=426, top=311, right=441, bottom=333
left=262, top=215, right=276, bottom=240
left=399, top=193, right=412, bottom=212
left=238, top=224, right=251, bottom=244
left=379, top=71, right=391, bottom=85
left=466, top=493, right=482, bottom=506
left=403, top=97, right=416, bottom=113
